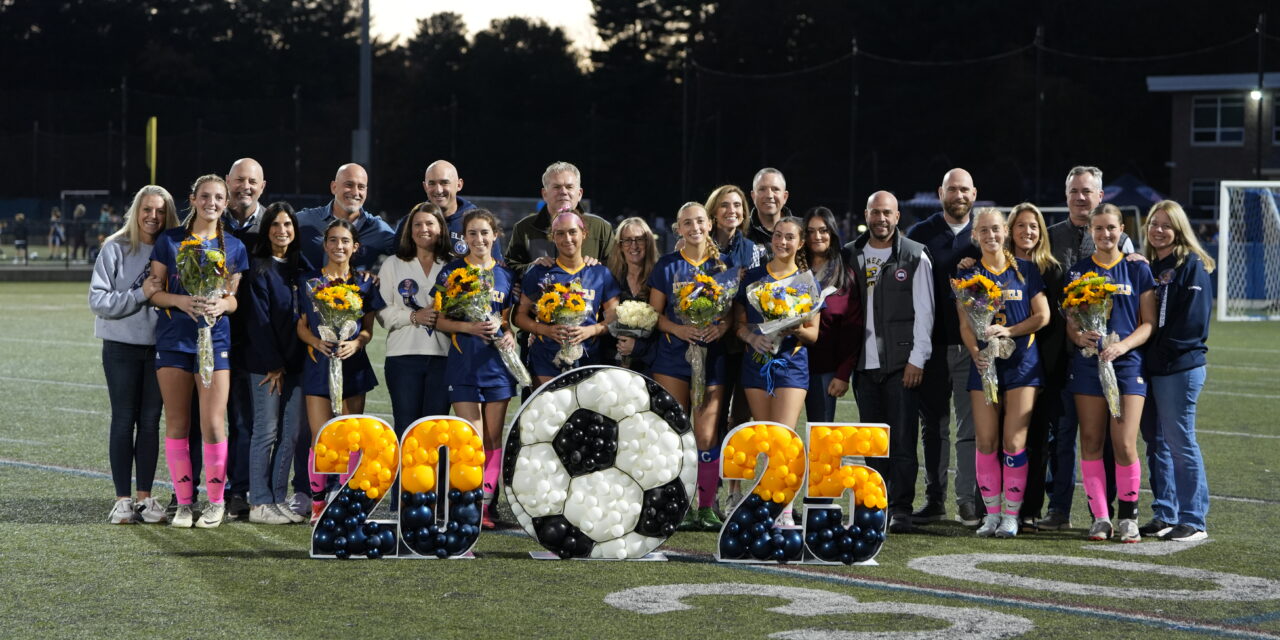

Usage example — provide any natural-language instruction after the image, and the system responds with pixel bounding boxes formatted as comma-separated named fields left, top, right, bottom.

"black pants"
left=102, top=341, right=163, bottom=497
left=855, top=368, right=920, bottom=516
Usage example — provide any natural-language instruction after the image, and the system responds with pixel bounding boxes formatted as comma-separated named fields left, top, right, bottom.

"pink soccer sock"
left=1081, top=458, right=1109, bottom=520
left=202, top=440, right=228, bottom=504
left=339, top=451, right=360, bottom=485
left=307, top=448, right=326, bottom=497
left=697, top=451, right=720, bottom=509
left=975, top=450, right=1003, bottom=514
left=482, top=448, right=503, bottom=502
left=1116, top=461, right=1142, bottom=510
left=1002, top=449, right=1029, bottom=516
left=165, top=438, right=195, bottom=505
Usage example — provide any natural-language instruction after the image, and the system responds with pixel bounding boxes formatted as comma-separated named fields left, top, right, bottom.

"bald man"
left=905, top=168, right=983, bottom=527
left=394, top=160, right=497, bottom=257
left=836, top=190, right=935, bottom=534
left=223, top=158, right=267, bottom=249
left=295, top=163, right=396, bottom=271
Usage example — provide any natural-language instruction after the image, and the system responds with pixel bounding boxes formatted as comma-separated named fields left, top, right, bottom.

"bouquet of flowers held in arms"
left=434, top=265, right=532, bottom=388
left=176, top=236, right=229, bottom=388
left=534, top=278, right=593, bottom=369
left=743, top=272, right=834, bottom=395
left=1062, top=271, right=1122, bottom=417
left=672, top=270, right=739, bottom=409
left=307, top=279, right=364, bottom=415
left=608, top=300, right=659, bottom=368
left=951, top=273, right=1013, bottom=406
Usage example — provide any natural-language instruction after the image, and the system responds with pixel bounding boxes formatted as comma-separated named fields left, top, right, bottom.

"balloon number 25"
left=309, top=414, right=485, bottom=560
left=716, top=421, right=889, bottom=565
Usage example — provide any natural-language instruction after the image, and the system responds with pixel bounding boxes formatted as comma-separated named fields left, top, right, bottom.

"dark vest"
left=844, top=231, right=926, bottom=374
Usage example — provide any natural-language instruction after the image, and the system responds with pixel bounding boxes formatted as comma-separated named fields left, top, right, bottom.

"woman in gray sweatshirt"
left=89, top=185, right=181, bottom=524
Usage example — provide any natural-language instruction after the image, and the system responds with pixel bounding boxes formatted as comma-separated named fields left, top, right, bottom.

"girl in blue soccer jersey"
left=148, top=175, right=250, bottom=529
left=955, top=208, right=1050, bottom=539
left=297, top=219, right=386, bottom=522
left=513, top=211, right=620, bottom=386
left=1067, top=203, right=1156, bottom=543
left=649, top=202, right=737, bottom=530
left=733, top=216, right=818, bottom=426
left=434, top=209, right=517, bottom=529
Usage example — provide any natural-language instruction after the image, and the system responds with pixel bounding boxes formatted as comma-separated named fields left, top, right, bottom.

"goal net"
left=1219, top=181, right=1280, bottom=321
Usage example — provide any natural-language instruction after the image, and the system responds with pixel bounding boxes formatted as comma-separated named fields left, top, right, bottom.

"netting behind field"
left=1221, top=183, right=1280, bottom=320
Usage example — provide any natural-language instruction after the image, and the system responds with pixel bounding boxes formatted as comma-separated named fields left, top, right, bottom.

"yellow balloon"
left=367, top=487, right=381, bottom=500
left=451, top=463, right=482, bottom=491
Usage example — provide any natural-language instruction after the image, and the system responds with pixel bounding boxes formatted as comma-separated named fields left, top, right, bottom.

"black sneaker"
left=888, top=513, right=912, bottom=534
left=911, top=500, right=947, bottom=524
left=1161, top=524, right=1208, bottom=542
left=956, top=502, right=982, bottom=527
left=1138, top=518, right=1173, bottom=537
left=225, top=493, right=250, bottom=520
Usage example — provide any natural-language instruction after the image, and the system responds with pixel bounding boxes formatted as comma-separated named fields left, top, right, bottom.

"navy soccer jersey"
left=958, top=257, right=1045, bottom=390
left=1067, top=255, right=1154, bottom=371
left=298, top=269, right=387, bottom=398
left=436, top=257, right=518, bottom=388
left=150, top=227, right=249, bottom=353
left=522, top=261, right=620, bottom=374
left=646, top=249, right=736, bottom=384
left=734, top=264, right=813, bottom=391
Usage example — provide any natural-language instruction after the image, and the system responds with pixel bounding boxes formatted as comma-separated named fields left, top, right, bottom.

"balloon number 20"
left=309, top=414, right=485, bottom=560
left=716, top=421, right=889, bottom=565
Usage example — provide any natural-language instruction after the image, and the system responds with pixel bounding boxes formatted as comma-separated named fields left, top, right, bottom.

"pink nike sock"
left=1002, top=449, right=1029, bottom=516
left=307, top=448, right=326, bottom=496
left=1116, top=461, right=1142, bottom=507
left=1081, top=458, right=1109, bottom=521
left=165, top=438, right=195, bottom=505
left=202, top=440, right=228, bottom=504
left=482, top=448, right=502, bottom=501
left=975, top=450, right=1002, bottom=514
left=697, top=453, right=720, bottom=509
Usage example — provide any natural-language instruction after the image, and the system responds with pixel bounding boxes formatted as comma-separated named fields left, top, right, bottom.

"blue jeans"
left=1141, top=366, right=1209, bottom=529
left=226, top=368, right=254, bottom=496
left=102, top=341, right=163, bottom=497
left=249, top=371, right=304, bottom=505
left=805, top=371, right=837, bottom=424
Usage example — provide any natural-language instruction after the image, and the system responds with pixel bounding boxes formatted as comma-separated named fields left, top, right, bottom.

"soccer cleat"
left=1116, top=518, right=1141, bottom=543
left=171, top=504, right=195, bottom=528
left=195, top=502, right=225, bottom=529
left=1162, top=524, right=1208, bottom=542
left=976, top=513, right=1002, bottom=537
left=137, top=497, right=168, bottom=524
left=249, top=504, right=292, bottom=525
left=956, top=502, right=982, bottom=527
left=1138, top=518, right=1173, bottom=538
left=696, top=507, right=723, bottom=531
left=1087, top=517, right=1114, bottom=541
left=777, top=508, right=795, bottom=527
left=1036, top=511, right=1072, bottom=531
left=109, top=497, right=138, bottom=524
left=995, top=514, right=1019, bottom=538
left=678, top=507, right=701, bottom=531
left=274, top=503, right=306, bottom=524
left=310, top=501, right=326, bottom=525
left=481, top=505, right=496, bottom=530
left=910, top=500, right=947, bottom=524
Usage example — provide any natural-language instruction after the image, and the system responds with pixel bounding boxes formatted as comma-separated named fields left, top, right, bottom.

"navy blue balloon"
left=435, top=548, right=449, bottom=559
left=782, top=530, right=804, bottom=558
left=720, top=536, right=744, bottom=558
left=335, top=549, right=350, bottom=560
left=320, top=517, right=337, bottom=532
left=313, top=530, right=334, bottom=552
left=750, top=536, right=773, bottom=560
left=366, top=547, right=382, bottom=560
left=333, top=536, right=348, bottom=551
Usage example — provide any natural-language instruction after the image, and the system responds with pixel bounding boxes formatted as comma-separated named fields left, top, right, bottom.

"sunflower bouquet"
left=671, top=269, right=739, bottom=408
left=176, top=236, right=229, bottom=388
left=307, top=278, right=365, bottom=415
left=951, top=272, right=1012, bottom=405
left=1062, top=270, right=1122, bottom=417
left=608, top=299, right=659, bottom=368
left=744, top=271, right=832, bottom=357
left=433, top=264, right=532, bottom=388
left=534, top=278, right=593, bottom=369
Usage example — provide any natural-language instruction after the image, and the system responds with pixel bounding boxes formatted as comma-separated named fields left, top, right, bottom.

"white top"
left=377, top=255, right=450, bottom=357
left=861, top=245, right=934, bottom=370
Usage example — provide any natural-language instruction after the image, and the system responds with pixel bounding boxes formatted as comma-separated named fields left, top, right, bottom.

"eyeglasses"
left=619, top=237, right=648, bottom=246
left=1148, top=222, right=1175, bottom=232
left=806, top=227, right=830, bottom=236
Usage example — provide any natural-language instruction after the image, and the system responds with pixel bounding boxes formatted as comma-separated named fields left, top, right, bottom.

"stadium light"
left=1250, top=89, right=1263, bottom=101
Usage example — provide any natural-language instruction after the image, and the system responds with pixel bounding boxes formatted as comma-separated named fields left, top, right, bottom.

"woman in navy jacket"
left=1139, top=200, right=1214, bottom=542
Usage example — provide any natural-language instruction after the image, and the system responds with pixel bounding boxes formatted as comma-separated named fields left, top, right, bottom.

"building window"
left=1191, top=95, right=1244, bottom=145
left=1189, top=180, right=1218, bottom=214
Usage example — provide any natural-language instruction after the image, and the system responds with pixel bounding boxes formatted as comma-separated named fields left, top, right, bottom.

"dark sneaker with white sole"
left=1162, top=524, right=1207, bottom=542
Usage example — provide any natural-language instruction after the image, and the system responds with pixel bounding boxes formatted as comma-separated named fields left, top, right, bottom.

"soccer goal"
left=1218, top=181, right=1280, bottom=321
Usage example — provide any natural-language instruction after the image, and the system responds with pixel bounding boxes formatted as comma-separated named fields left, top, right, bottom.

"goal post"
left=1218, top=181, right=1280, bottom=321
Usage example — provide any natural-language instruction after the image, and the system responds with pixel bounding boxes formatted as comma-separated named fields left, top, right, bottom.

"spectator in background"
left=296, top=163, right=396, bottom=272
left=48, top=207, right=66, bottom=260
left=13, top=213, right=29, bottom=265
left=70, top=204, right=89, bottom=262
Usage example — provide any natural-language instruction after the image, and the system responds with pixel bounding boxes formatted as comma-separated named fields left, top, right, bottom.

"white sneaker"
left=777, top=508, right=795, bottom=527
left=249, top=503, right=292, bottom=525
left=195, top=502, right=225, bottom=528
left=274, top=503, right=306, bottom=524
left=976, top=513, right=1001, bottom=537
left=994, top=514, right=1019, bottom=538
left=109, top=497, right=138, bottom=524
left=287, top=492, right=310, bottom=517
left=137, top=497, right=168, bottom=524
left=171, top=504, right=195, bottom=528
left=1116, top=518, right=1141, bottom=543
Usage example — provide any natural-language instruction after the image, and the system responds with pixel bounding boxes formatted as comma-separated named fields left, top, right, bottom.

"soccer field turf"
left=2, top=282, right=1279, bottom=639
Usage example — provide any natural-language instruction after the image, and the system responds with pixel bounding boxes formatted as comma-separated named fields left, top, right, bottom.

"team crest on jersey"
left=1005, top=288, right=1024, bottom=301
left=1114, top=283, right=1133, bottom=296
left=894, top=268, right=908, bottom=282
